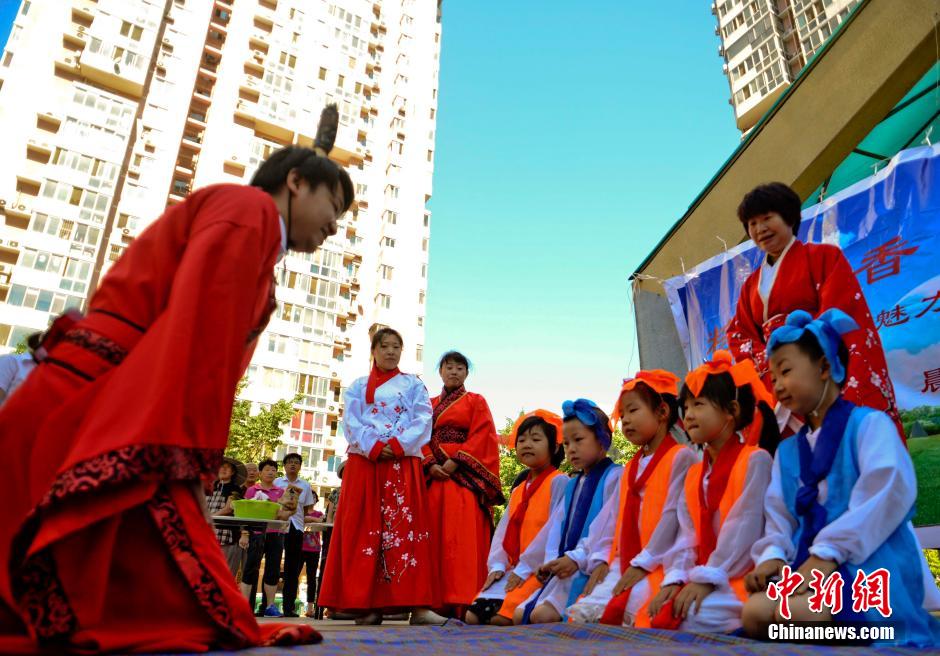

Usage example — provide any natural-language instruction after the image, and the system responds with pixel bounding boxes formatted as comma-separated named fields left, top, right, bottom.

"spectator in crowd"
left=206, top=457, right=247, bottom=577
left=302, top=494, right=325, bottom=617
left=0, top=333, right=42, bottom=405
left=275, top=453, right=316, bottom=617
left=242, top=459, right=291, bottom=617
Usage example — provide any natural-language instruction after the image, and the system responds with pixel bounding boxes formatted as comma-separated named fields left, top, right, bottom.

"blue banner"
left=663, top=144, right=940, bottom=412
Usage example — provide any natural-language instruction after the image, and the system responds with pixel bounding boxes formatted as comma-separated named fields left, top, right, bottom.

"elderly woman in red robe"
left=0, top=109, right=354, bottom=653
left=726, top=182, right=903, bottom=439
left=422, top=351, right=503, bottom=616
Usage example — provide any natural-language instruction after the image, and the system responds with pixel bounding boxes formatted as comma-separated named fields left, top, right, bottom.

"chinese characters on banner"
left=663, top=145, right=940, bottom=416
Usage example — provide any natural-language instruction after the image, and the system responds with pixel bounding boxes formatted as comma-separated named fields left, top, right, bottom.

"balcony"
left=72, top=0, right=95, bottom=22
left=80, top=38, right=147, bottom=97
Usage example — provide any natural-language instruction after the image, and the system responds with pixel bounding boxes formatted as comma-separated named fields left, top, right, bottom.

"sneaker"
left=263, top=604, right=283, bottom=617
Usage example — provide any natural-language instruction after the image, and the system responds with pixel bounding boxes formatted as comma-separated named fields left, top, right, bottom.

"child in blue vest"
left=743, top=309, right=940, bottom=646
left=514, top=399, right=622, bottom=624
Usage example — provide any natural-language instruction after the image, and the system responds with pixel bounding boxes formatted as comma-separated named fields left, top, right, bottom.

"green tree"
left=225, top=380, right=301, bottom=465
left=12, top=337, right=28, bottom=355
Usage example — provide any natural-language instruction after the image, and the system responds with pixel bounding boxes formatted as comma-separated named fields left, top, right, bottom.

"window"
left=418, top=291, right=425, bottom=305
left=427, top=149, right=433, bottom=162
left=120, top=21, right=144, bottom=41
left=423, top=214, right=430, bottom=228
left=382, top=237, right=395, bottom=248
left=375, top=293, right=391, bottom=309
left=416, top=345, right=423, bottom=362
left=386, top=185, right=399, bottom=199
left=421, top=263, right=427, bottom=278
left=20, top=249, right=64, bottom=274
left=60, top=258, right=92, bottom=294
left=108, top=244, right=125, bottom=262
left=319, top=67, right=327, bottom=80
left=417, top=316, right=424, bottom=327
left=384, top=210, right=398, bottom=224
left=378, top=264, right=393, bottom=280
left=422, top=237, right=428, bottom=252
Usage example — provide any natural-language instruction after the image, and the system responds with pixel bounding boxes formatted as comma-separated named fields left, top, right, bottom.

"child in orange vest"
left=567, top=370, right=697, bottom=627
left=465, top=410, right=567, bottom=625
left=648, top=355, right=773, bottom=633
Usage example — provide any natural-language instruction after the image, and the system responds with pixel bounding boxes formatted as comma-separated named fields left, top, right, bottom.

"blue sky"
left=0, top=1, right=741, bottom=423
left=421, top=2, right=740, bottom=422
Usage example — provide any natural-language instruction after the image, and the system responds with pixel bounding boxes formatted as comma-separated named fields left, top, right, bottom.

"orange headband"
left=508, top=409, right=565, bottom=448
left=684, top=350, right=774, bottom=407
left=611, top=369, right=680, bottom=426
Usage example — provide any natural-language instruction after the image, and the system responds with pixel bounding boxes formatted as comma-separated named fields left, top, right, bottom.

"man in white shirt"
left=0, top=333, right=42, bottom=405
left=275, top=453, right=316, bottom=617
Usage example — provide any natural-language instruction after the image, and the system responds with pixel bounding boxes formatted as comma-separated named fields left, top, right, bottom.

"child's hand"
left=795, top=556, right=838, bottom=594
left=238, top=531, right=250, bottom=550
left=673, top=582, right=715, bottom=619
left=379, top=445, right=396, bottom=460
left=544, top=556, right=579, bottom=579
left=745, top=558, right=784, bottom=593
left=612, top=566, right=648, bottom=596
left=505, top=572, right=524, bottom=592
left=442, top=459, right=458, bottom=475
left=583, top=563, right=609, bottom=596
left=647, top=584, right=680, bottom=618
left=481, top=570, right=504, bottom=591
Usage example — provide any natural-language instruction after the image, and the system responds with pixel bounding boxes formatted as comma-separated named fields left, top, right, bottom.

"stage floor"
left=191, top=619, right=937, bottom=655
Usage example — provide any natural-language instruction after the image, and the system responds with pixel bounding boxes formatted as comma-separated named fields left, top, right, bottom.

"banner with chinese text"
left=663, top=144, right=940, bottom=413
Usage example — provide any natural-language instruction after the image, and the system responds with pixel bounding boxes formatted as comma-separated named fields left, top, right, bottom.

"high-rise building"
left=714, top=0, right=860, bottom=133
left=0, top=0, right=440, bottom=494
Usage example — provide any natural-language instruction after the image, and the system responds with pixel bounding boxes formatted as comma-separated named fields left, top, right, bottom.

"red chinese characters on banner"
left=872, top=288, right=940, bottom=329
left=853, top=237, right=919, bottom=285
left=768, top=568, right=893, bottom=619
left=924, top=368, right=940, bottom=393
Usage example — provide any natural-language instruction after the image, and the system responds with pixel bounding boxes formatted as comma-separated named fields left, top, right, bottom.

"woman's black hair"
left=258, top=458, right=278, bottom=472
left=250, top=145, right=355, bottom=213
left=438, top=350, right=471, bottom=371
left=371, top=327, right=403, bottom=351
left=514, top=416, right=565, bottom=469
left=777, top=330, right=851, bottom=389
left=563, top=406, right=613, bottom=449
left=627, top=381, right=680, bottom=428
left=737, top=182, right=802, bottom=236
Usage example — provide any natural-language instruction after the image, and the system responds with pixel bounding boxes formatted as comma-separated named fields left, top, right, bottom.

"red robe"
left=0, top=185, right=319, bottom=652
left=422, top=388, right=502, bottom=610
left=727, top=239, right=903, bottom=438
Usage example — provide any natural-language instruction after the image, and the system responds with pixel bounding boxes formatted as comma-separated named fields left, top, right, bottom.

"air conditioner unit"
left=230, top=155, right=238, bottom=161
left=156, top=58, right=167, bottom=68
left=77, top=26, right=86, bottom=35
left=9, top=241, right=18, bottom=248
left=122, top=228, right=130, bottom=235
left=162, top=38, right=171, bottom=45
left=328, top=404, right=337, bottom=412
left=330, top=371, right=338, bottom=378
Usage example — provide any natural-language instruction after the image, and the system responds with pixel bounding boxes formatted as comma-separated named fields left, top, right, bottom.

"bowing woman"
left=0, top=107, right=353, bottom=652
left=319, top=328, right=443, bottom=625
left=422, top=351, right=503, bottom=616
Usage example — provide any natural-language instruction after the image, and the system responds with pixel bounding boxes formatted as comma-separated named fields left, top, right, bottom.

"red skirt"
left=425, top=479, right=490, bottom=608
left=319, top=454, right=435, bottom=611
left=0, top=312, right=318, bottom=653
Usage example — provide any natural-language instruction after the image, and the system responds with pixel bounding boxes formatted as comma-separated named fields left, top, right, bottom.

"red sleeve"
left=728, top=275, right=766, bottom=367
left=368, top=441, right=387, bottom=462
left=67, top=196, right=280, bottom=469
left=447, top=395, right=504, bottom=506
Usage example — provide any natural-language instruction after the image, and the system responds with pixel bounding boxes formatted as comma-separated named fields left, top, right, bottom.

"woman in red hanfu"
left=726, top=182, right=904, bottom=439
left=319, top=328, right=442, bottom=625
left=0, top=108, right=354, bottom=654
left=422, top=350, right=503, bottom=616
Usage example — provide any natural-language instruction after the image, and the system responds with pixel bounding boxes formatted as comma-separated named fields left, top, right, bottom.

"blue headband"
left=766, top=309, right=858, bottom=384
left=562, top=398, right=612, bottom=450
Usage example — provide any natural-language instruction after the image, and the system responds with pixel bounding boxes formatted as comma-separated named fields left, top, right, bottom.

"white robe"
left=521, top=468, right=622, bottom=616
left=672, top=444, right=773, bottom=633
left=342, top=373, right=432, bottom=458
left=568, top=447, right=699, bottom=624
left=752, top=411, right=940, bottom=610
left=477, top=474, right=569, bottom=600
